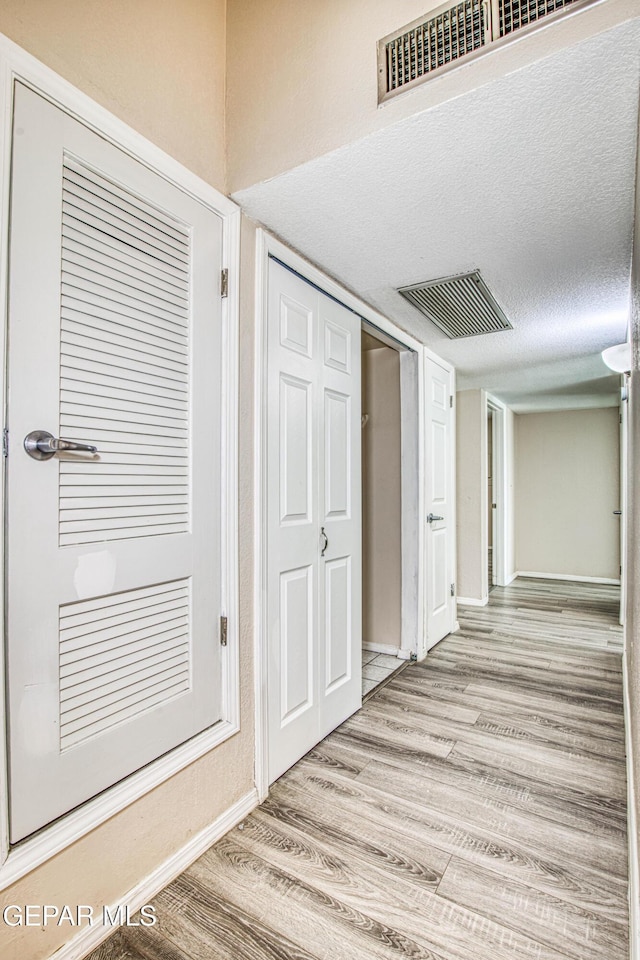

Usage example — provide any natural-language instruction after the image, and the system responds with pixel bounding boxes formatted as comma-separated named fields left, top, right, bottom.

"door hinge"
left=220, top=615, right=228, bottom=646
left=2, top=428, right=7, bottom=458
left=220, top=268, right=229, bottom=299
left=449, top=395, right=453, bottom=408
left=450, top=583, right=455, bottom=597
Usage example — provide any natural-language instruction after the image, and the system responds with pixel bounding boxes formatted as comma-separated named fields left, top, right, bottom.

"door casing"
left=0, top=34, right=240, bottom=885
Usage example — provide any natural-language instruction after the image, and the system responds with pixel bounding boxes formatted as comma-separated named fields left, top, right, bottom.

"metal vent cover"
left=398, top=270, right=512, bottom=339
left=378, top=0, right=487, bottom=100
left=499, top=0, right=582, bottom=37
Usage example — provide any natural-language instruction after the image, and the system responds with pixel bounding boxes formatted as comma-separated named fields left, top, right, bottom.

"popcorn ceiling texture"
left=235, top=18, right=640, bottom=412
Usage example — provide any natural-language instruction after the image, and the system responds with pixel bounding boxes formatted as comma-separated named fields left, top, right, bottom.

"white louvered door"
left=6, top=84, right=224, bottom=842
left=267, top=260, right=361, bottom=784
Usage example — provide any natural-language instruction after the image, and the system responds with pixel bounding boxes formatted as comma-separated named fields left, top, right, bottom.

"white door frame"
left=0, top=34, right=240, bottom=886
left=254, top=230, right=429, bottom=800
left=485, top=393, right=511, bottom=589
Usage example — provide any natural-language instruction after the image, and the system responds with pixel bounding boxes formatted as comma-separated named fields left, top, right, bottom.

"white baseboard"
left=503, top=572, right=518, bottom=585
left=456, top=596, right=488, bottom=607
left=624, top=656, right=640, bottom=960
left=49, top=788, right=259, bottom=960
left=516, top=571, right=621, bottom=586
left=363, top=641, right=403, bottom=657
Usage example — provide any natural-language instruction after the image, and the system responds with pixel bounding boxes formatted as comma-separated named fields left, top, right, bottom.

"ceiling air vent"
left=499, top=0, right=583, bottom=37
left=398, top=270, right=512, bottom=339
left=378, top=1, right=487, bottom=101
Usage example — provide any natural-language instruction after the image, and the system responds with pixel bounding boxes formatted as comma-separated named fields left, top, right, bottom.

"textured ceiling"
left=235, top=18, right=640, bottom=412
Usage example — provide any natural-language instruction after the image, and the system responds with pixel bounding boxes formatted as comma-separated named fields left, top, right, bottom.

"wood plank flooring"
left=86, top=578, right=628, bottom=960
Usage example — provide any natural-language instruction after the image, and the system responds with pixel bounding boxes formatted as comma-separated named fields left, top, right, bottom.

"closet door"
left=267, top=260, right=361, bottom=783
left=6, top=83, right=224, bottom=841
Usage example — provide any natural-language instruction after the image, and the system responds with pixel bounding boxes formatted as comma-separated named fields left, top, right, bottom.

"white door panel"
left=7, top=84, right=224, bottom=841
left=268, top=261, right=361, bottom=783
left=425, top=356, right=454, bottom=648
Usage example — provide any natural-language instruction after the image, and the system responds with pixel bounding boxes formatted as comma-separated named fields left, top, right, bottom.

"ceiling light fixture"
left=601, top=342, right=631, bottom=373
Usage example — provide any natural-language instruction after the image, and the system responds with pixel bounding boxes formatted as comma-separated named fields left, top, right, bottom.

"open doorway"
left=361, top=330, right=407, bottom=697
left=360, top=325, right=423, bottom=696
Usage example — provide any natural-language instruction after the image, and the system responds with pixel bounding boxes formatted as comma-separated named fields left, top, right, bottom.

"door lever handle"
left=24, top=430, right=98, bottom=461
left=427, top=513, right=444, bottom=524
left=320, top=527, right=329, bottom=556
left=613, top=510, right=622, bottom=516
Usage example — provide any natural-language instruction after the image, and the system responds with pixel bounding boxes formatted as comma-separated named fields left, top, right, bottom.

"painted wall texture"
left=455, top=389, right=487, bottom=602
left=362, top=344, right=402, bottom=649
left=515, top=408, right=620, bottom=580
left=626, top=106, right=640, bottom=939
left=0, top=0, right=227, bottom=191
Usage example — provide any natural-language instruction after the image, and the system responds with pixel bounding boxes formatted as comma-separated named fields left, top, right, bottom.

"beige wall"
left=625, top=102, right=640, bottom=936
left=0, top=0, right=227, bottom=191
left=362, top=345, right=402, bottom=648
left=515, top=408, right=620, bottom=580
left=456, top=389, right=487, bottom=602
left=226, top=0, right=637, bottom=192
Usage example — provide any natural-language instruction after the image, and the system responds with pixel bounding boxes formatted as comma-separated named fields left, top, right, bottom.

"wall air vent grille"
left=379, top=0, right=597, bottom=100
left=499, top=0, right=582, bottom=36
left=379, top=1, right=487, bottom=97
left=398, top=270, right=512, bottom=339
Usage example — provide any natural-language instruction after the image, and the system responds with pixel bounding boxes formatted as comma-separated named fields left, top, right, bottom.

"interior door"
left=6, top=84, right=224, bottom=841
left=267, top=259, right=361, bottom=784
left=425, top=354, right=454, bottom=649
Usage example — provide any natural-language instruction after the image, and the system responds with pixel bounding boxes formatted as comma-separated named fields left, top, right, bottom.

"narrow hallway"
left=90, top=580, right=628, bottom=960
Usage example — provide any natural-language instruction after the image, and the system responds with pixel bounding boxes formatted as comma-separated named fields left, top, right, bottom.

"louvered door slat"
left=59, top=155, right=191, bottom=546
left=63, top=177, right=190, bottom=257
left=62, top=272, right=188, bottom=327
left=61, top=384, right=187, bottom=418
left=61, top=606, right=188, bottom=655
left=61, top=589, right=189, bottom=637
left=60, top=629, right=189, bottom=679
left=61, top=368, right=187, bottom=404
left=62, top=294, right=189, bottom=345
left=61, top=646, right=188, bottom=703
left=63, top=249, right=189, bottom=310
left=61, top=680, right=191, bottom=748
left=63, top=221, right=189, bottom=290
left=64, top=156, right=188, bottom=237
left=62, top=345, right=188, bottom=386
left=61, top=328, right=187, bottom=374
left=62, top=652, right=190, bottom=718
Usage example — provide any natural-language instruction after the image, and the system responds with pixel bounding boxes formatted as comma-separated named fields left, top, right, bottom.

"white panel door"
left=267, top=260, right=361, bottom=783
left=425, top=355, right=454, bottom=649
left=6, top=84, right=224, bottom=841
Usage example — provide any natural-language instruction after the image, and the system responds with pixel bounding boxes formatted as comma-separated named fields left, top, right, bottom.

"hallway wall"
left=515, top=408, right=620, bottom=580
left=625, top=100, right=640, bottom=957
left=0, top=0, right=227, bottom=190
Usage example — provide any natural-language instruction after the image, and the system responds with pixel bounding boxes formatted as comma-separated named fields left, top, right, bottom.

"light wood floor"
left=88, top=578, right=628, bottom=960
